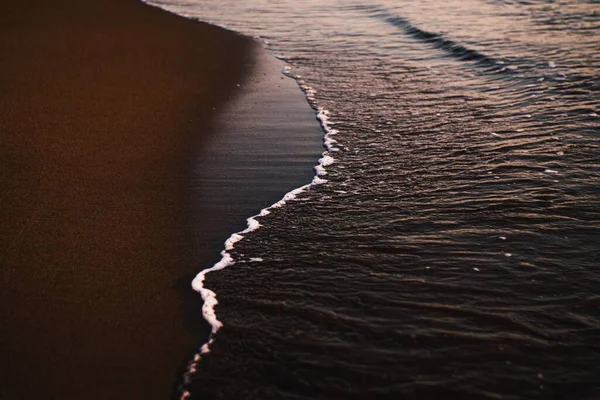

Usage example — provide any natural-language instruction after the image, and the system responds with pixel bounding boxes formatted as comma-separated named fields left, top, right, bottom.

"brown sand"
left=0, top=1, right=256, bottom=399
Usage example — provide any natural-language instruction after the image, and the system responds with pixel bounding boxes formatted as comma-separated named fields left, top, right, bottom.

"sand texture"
left=0, top=1, right=254, bottom=398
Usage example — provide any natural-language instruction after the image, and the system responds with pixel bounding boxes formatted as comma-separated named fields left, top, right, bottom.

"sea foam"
left=179, top=63, right=338, bottom=400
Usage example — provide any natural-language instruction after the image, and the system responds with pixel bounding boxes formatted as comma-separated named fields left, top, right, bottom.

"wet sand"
left=0, top=0, right=322, bottom=398
left=0, top=1, right=254, bottom=399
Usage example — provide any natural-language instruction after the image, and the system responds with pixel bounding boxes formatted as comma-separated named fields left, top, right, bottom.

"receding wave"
left=349, top=4, right=499, bottom=67
left=177, top=65, right=339, bottom=399
left=385, top=15, right=498, bottom=66
left=145, top=0, right=600, bottom=398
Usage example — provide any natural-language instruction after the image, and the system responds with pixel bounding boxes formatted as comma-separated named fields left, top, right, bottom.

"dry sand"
left=0, top=1, right=254, bottom=399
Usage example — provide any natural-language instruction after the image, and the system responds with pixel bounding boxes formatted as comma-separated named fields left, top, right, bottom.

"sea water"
left=147, top=0, right=600, bottom=398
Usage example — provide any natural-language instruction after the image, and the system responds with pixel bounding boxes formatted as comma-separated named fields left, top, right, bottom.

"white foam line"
left=179, top=64, right=339, bottom=400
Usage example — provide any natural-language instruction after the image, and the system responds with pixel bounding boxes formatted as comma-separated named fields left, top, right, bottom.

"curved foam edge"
left=136, top=2, right=340, bottom=397
left=179, top=63, right=339, bottom=399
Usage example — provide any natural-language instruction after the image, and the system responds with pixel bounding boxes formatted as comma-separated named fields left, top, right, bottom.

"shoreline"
left=0, top=0, right=254, bottom=397
left=182, top=51, right=324, bottom=396
left=0, top=0, right=321, bottom=399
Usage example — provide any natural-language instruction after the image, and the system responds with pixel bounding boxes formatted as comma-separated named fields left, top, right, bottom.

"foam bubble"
left=180, top=60, right=341, bottom=398
left=312, top=176, right=328, bottom=185
left=320, top=155, right=335, bottom=166
left=224, top=234, right=243, bottom=250
left=324, top=137, right=338, bottom=149
left=246, top=217, right=261, bottom=231
left=314, top=165, right=327, bottom=176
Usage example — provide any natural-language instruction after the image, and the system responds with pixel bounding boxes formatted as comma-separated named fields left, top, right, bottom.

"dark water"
left=150, top=0, right=600, bottom=398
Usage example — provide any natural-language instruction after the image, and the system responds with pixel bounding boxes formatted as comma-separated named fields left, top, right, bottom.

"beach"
left=144, top=1, right=600, bottom=399
left=4, top=0, right=600, bottom=398
left=0, top=0, right=320, bottom=399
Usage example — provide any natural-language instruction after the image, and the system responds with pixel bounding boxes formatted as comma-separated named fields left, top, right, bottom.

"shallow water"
left=147, top=0, right=600, bottom=398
